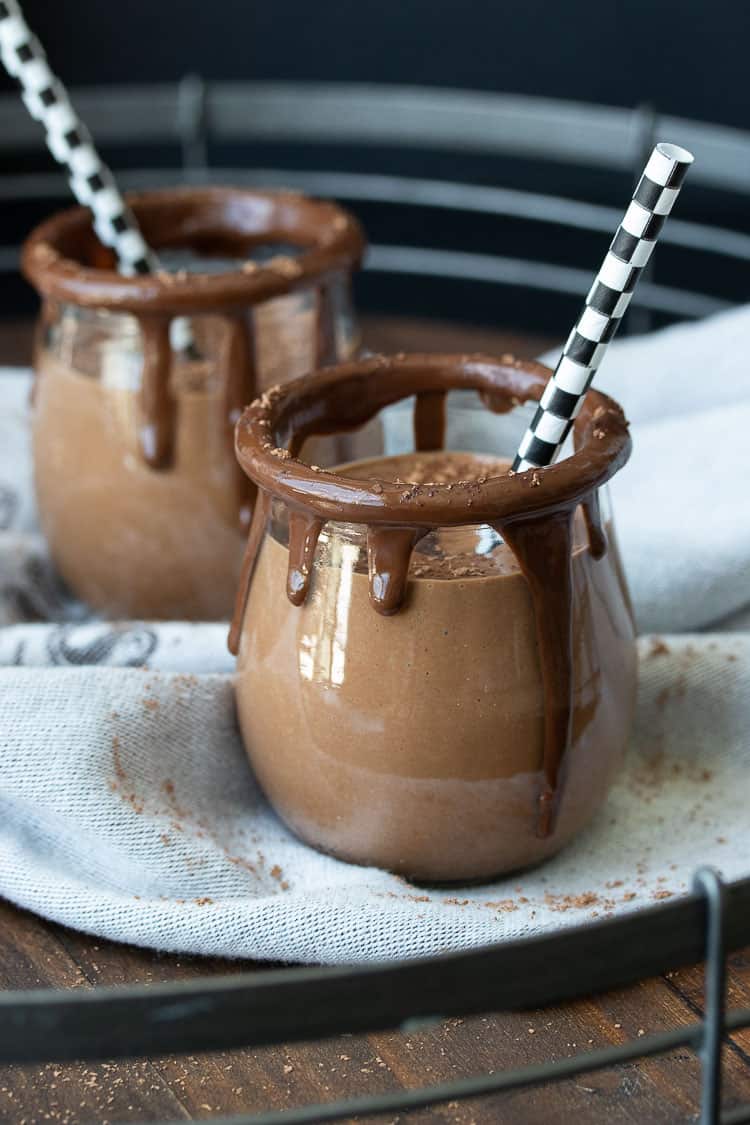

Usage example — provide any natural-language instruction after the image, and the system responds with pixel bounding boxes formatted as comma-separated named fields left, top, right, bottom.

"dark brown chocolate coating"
left=21, top=187, right=365, bottom=313
left=233, top=353, right=630, bottom=531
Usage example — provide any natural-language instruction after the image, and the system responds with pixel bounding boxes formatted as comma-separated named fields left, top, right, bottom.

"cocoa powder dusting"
left=111, top=736, right=126, bottom=783
left=110, top=736, right=144, bottom=814
left=544, top=891, right=600, bottom=912
left=111, top=728, right=292, bottom=890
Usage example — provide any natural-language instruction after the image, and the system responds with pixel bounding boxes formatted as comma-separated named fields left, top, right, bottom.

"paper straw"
left=0, top=0, right=192, bottom=352
left=512, top=142, right=694, bottom=472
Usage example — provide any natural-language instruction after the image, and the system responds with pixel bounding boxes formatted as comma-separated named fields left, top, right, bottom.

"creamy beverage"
left=33, top=347, right=246, bottom=620
left=23, top=187, right=365, bottom=619
left=237, top=451, right=636, bottom=880
left=32, top=299, right=326, bottom=619
left=231, top=354, right=637, bottom=882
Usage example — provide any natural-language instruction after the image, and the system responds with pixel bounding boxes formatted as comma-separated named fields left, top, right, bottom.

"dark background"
left=2, top=0, right=746, bottom=125
left=1, top=0, right=749, bottom=332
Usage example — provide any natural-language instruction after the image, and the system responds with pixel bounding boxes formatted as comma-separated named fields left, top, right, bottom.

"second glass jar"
left=23, top=187, right=365, bottom=619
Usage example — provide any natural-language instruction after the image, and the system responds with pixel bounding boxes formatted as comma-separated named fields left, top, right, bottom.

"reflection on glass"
left=298, top=539, right=359, bottom=686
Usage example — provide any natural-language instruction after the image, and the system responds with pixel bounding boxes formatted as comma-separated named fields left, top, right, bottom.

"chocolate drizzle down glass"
left=232, top=354, right=633, bottom=844
left=24, top=186, right=364, bottom=486
left=22, top=187, right=365, bottom=620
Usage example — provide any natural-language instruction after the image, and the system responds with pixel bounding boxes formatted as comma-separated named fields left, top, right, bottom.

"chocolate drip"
left=228, top=489, right=271, bottom=655
left=582, top=489, right=607, bottom=559
left=413, top=390, right=446, bottom=452
left=223, top=313, right=258, bottom=529
left=30, top=299, right=57, bottom=406
left=315, top=282, right=338, bottom=367
left=138, top=316, right=175, bottom=469
left=223, top=313, right=258, bottom=434
left=499, top=511, right=575, bottom=838
left=232, top=353, right=633, bottom=833
left=366, top=526, right=425, bottom=615
left=286, top=511, right=325, bottom=605
left=22, top=184, right=365, bottom=489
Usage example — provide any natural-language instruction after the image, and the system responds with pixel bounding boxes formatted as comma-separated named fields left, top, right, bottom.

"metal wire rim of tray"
left=0, top=870, right=748, bottom=1125
left=1, top=82, right=750, bottom=1124
left=1, top=81, right=750, bottom=322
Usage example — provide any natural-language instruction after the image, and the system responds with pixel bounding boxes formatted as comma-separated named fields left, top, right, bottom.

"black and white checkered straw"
left=512, top=142, right=694, bottom=472
left=0, top=0, right=192, bottom=352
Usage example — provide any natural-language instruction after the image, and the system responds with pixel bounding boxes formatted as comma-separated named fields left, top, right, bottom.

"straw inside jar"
left=512, top=141, right=694, bottom=473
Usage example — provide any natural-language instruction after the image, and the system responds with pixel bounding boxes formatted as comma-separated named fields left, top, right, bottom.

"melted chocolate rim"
left=234, top=352, right=631, bottom=526
left=21, top=186, right=366, bottom=314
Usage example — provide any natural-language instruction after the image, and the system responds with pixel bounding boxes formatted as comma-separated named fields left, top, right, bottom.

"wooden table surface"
left=1, top=314, right=749, bottom=1125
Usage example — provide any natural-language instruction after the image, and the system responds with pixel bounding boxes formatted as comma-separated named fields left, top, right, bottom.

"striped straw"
left=512, top=142, right=694, bottom=472
left=0, top=0, right=192, bottom=352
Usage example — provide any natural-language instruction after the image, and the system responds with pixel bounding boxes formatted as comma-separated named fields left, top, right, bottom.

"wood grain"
left=2, top=898, right=749, bottom=1124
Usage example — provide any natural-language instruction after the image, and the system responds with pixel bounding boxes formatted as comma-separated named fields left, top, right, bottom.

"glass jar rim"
left=21, top=186, right=365, bottom=316
left=235, top=352, right=632, bottom=528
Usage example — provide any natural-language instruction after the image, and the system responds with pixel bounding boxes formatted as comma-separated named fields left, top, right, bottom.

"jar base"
left=263, top=800, right=588, bottom=887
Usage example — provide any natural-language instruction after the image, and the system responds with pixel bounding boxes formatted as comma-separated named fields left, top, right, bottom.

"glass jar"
left=230, top=353, right=637, bottom=883
left=22, top=187, right=365, bottom=620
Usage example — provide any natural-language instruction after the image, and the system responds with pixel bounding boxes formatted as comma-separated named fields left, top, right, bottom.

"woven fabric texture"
left=1, top=304, right=749, bottom=963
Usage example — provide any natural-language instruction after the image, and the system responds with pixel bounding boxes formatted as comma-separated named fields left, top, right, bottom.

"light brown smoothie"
left=24, top=186, right=366, bottom=620
left=32, top=297, right=322, bottom=620
left=33, top=351, right=243, bottom=620
left=235, top=450, right=637, bottom=883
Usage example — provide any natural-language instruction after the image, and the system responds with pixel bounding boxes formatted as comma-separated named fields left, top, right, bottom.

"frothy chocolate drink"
left=231, top=354, right=637, bottom=882
left=24, top=188, right=365, bottom=619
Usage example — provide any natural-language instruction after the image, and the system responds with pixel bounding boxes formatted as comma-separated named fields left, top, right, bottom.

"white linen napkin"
left=0, top=635, right=747, bottom=964
left=1, top=304, right=749, bottom=964
left=542, top=304, right=750, bottom=633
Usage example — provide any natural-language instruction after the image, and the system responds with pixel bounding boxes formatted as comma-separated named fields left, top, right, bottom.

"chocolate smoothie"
left=32, top=297, right=331, bottom=619
left=24, top=188, right=365, bottom=619
left=231, top=355, right=637, bottom=882
left=237, top=451, right=635, bottom=881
